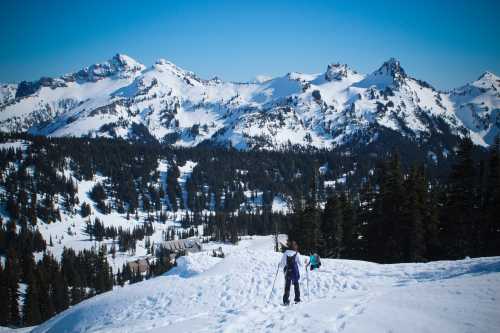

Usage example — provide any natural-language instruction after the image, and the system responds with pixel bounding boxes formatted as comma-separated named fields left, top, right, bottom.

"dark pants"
left=283, top=275, right=300, bottom=304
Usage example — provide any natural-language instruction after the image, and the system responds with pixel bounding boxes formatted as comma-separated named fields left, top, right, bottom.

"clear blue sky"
left=1, top=0, right=499, bottom=89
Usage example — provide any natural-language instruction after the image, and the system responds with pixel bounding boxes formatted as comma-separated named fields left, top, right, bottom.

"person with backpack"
left=305, top=253, right=321, bottom=271
left=280, top=240, right=302, bottom=305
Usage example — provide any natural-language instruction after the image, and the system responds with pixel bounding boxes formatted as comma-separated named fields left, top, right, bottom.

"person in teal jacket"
left=305, top=253, right=321, bottom=271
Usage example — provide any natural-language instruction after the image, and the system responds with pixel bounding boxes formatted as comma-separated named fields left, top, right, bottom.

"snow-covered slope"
left=1, top=55, right=498, bottom=149
left=32, top=236, right=500, bottom=333
left=449, top=71, right=500, bottom=145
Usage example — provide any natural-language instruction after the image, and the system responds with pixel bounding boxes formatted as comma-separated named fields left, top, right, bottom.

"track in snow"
left=32, top=236, right=500, bottom=333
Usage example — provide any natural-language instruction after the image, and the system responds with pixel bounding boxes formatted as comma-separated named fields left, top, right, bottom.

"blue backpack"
left=285, top=253, right=300, bottom=281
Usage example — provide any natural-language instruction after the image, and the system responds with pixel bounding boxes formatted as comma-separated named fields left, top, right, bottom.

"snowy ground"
left=30, top=236, right=500, bottom=333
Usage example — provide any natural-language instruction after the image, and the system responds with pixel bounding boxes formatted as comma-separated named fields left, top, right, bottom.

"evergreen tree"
left=6, top=248, right=21, bottom=326
left=23, top=272, right=42, bottom=326
left=442, top=138, right=476, bottom=258
left=53, top=272, right=69, bottom=313
left=80, top=202, right=91, bottom=217
left=364, top=154, right=406, bottom=263
left=339, top=193, right=356, bottom=258
left=0, top=264, right=10, bottom=325
left=292, top=173, right=322, bottom=254
left=403, top=167, right=427, bottom=262
left=424, top=186, right=442, bottom=260
left=482, top=138, right=500, bottom=255
left=70, top=272, right=85, bottom=305
left=321, top=194, right=343, bottom=258
left=37, top=268, right=55, bottom=321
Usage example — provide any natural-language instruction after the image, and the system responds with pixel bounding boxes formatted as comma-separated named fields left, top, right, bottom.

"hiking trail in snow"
left=32, top=236, right=500, bottom=333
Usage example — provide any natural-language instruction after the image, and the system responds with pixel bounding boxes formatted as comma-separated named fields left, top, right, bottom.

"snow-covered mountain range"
left=1, top=54, right=498, bottom=149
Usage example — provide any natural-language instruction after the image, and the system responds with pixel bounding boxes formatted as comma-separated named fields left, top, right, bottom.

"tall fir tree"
left=482, top=138, right=500, bottom=255
left=0, top=264, right=11, bottom=326
left=339, top=193, right=356, bottom=258
left=442, top=138, right=476, bottom=259
left=22, top=271, right=42, bottom=326
left=6, top=247, right=21, bottom=326
left=370, top=153, right=406, bottom=263
left=402, top=167, right=427, bottom=262
left=291, top=172, right=322, bottom=254
left=321, top=194, right=343, bottom=258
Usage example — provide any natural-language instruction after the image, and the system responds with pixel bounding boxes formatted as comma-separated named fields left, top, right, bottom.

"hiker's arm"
left=280, top=253, right=286, bottom=267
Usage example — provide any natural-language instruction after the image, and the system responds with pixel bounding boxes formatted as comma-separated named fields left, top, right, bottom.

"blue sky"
left=0, top=0, right=499, bottom=89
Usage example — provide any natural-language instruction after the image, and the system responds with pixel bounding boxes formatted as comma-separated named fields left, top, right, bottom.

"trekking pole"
left=267, top=263, right=280, bottom=304
left=306, top=266, right=310, bottom=302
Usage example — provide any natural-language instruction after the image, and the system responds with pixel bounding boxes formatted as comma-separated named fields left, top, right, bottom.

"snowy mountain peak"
left=65, top=53, right=145, bottom=83
left=375, top=57, right=407, bottom=80
left=110, top=53, right=145, bottom=72
left=153, top=58, right=188, bottom=74
left=325, top=63, right=352, bottom=81
left=356, top=58, right=408, bottom=89
left=453, top=70, right=499, bottom=93
left=477, top=70, right=498, bottom=80
left=154, top=58, right=177, bottom=68
left=474, top=71, right=500, bottom=89
left=152, top=58, right=203, bottom=85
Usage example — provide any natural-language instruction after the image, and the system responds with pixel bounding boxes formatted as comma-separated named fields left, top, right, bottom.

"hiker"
left=280, top=240, right=301, bottom=305
left=305, top=253, right=321, bottom=271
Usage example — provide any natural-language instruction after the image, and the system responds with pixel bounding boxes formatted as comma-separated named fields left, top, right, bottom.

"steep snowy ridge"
left=449, top=71, right=500, bottom=145
left=31, top=236, right=500, bottom=333
left=1, top=54, right=498, bottom=149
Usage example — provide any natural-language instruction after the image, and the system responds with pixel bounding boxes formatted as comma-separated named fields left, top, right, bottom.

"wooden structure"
left=161, top=238, right=202, bottom=254
left=127, top=258, right=150, bottom=274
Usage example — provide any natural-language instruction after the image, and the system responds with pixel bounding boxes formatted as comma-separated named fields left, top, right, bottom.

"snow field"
left=32, top=236, right=500, bottom=333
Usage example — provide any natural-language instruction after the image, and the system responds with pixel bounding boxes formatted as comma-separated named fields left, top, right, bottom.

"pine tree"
left=403, top=167, right=427, bottom=262
left=53, top=272, right=69, bottom=313
left=70, top=271, right=85, bottom=305
left=443, top=138, right=476, bottom=259
left=358, top=179, right=377, bottom=260
left=0, top=264, right=10, bottom=325
left=425, top=186, right=442, bottom=260
left=37, top=268, right=55, bottom=321
left=6, top=248, right=20, bottom=326
left=80, top=202, right=91, bottom=217
left=23, top=272, right=42, bottom=326
left=364, top=154, right=406, bottom=263
left=21, top=252, right=36, bottom=284
left=321, top=194, right=343, bottom=258
left=482, top=138, right=500, bottom=256
left=339, top=193, right=356, bottom=258
left=292, top=173, right=322, bottom=254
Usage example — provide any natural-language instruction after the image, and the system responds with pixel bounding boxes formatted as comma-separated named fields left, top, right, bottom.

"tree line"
left=0, top=245, right=113, bottom=327
left=288, top=138, right=500, bottom=263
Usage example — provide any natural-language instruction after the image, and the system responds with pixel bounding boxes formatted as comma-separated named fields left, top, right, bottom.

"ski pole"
left=306, top=266, right=310, bottom=302
left=267, top=263, right=280, bottom=304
